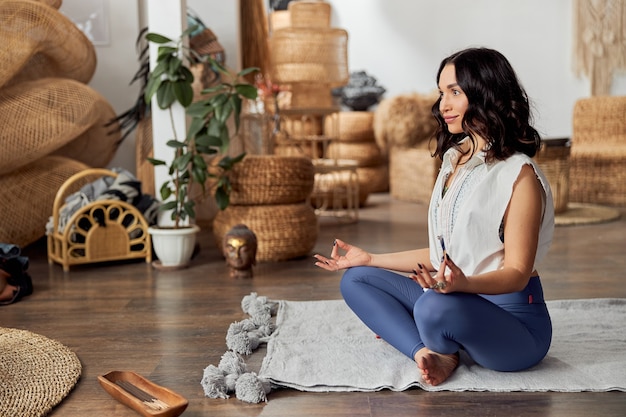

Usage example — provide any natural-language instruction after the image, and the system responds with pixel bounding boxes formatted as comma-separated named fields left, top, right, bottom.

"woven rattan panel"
left=0, top=0, right=96, bottom=88
left=569, top=96, right=626, bottom=206
left=0, top=156, right=90, bottom=247
left=0, top=78, right=119, bottom=175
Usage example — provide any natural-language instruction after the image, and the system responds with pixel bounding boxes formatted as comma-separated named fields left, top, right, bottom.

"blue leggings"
left=340, top=266, right=552, bottom=372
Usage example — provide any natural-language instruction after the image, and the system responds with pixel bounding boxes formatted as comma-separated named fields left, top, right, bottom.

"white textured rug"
left=258, top=298, right=626, bottom=393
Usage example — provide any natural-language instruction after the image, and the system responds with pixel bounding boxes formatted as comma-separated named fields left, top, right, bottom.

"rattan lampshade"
left=269, top=27, right=349, bottom=87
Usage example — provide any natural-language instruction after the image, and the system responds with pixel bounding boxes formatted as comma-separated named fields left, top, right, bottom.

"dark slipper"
left=0, top=272, right=33, bottom=305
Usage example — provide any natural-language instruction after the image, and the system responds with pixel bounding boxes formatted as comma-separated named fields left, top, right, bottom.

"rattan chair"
left=569, top=96, right=626, bottom=206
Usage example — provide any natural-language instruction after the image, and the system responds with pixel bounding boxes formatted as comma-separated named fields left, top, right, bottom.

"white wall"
left=63, top=0, right=625, bottom=173
left=328, top=0, right=625, bottom=138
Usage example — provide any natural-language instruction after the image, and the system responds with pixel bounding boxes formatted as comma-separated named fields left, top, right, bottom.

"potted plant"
left=143, top=26, right=258, bottom=268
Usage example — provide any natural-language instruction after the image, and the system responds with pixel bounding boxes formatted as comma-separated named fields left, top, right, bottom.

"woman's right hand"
left=313, top=238, right=371, bottom=272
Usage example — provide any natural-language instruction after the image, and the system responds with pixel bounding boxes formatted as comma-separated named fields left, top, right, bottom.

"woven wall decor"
left=574, top=0, right=626, bottom=95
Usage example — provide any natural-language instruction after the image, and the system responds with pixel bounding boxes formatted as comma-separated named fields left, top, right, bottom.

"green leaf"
left=187, top=101, right=212, bottom=119
left=237, top=67, right=260, bottom=78
left=175, top=152, right=193, bottom=171
left=173, top=80, right=194, bottom=107
left=147, top=157, right=166, bottom=166
left=215, top=185, right=230, bottom=210
left=193, top=154, right=208, bottom=170
left=157, top=46, right=178, bottom=60
left=146, top=33, right=173, bottom=44
left=160, top=200, right=178, bottom=211
left=183, top=201, right=196, bottom=219
left=235, top=84, right=258, bottom=100
left=166, top=139, right=185, bottom=149
left=156, top=81, right=176, bottom=109
left=144, top=75, right=162, bottom=103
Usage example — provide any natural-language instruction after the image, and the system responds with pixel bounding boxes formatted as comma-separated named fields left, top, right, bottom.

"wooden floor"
left=4, top=193, right=626, bottom=417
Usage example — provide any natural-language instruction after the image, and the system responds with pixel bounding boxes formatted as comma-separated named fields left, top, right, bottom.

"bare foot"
left=414, top=347, right=459, bottom=386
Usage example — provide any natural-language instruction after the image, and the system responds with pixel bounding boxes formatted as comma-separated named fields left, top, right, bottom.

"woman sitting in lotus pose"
left=314, top=47, right=555, bottom=386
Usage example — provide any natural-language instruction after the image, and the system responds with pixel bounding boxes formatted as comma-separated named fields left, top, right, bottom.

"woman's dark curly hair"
left=431, top=47, right=541, bottom=162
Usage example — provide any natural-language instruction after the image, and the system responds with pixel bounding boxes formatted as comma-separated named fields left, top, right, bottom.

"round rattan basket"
left=326, top=111, right=375, bottom=142
left=213, top=203, right=318, bottom=262
left=357, top=164, right=389, bottom=194
left=229, top=155, right=314, bottom=205
left=327, top=141, right=384, bottom=167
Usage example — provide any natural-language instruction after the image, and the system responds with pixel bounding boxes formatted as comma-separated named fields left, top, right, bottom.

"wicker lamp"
left=269, top=1, right=348, bottom=108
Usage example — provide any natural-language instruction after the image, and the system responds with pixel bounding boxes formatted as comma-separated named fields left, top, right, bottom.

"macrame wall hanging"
left=573, top=0, right=626, bottom=95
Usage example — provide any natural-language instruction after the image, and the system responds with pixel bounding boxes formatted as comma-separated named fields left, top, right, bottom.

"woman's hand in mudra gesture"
left=314, top=239, right=371, bottom=272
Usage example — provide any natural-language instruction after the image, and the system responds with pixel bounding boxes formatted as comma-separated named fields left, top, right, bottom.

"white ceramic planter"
left=148, top=224, right=200, bottom=268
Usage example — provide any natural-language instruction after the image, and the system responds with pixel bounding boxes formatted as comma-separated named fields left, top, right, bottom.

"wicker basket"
left=213, top=203, right=318, bottom=262
left=327, top=141, right=384, bottom=167
left=326, top=111, right=375, bottom=142
left=357, top=164, right=389, bottom=194
left=47, top=169, right=152, bottom=271
left=229, top=155, right=314, bottom=205
left=534, top=138, right=570, bottom=214
left=389, top=147, right=441, bottom=204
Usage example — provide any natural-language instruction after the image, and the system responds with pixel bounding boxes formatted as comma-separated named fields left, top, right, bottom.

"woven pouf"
left=0, top=327, right=82, bottom=417
left=229, top=155, right=314, bottom=205
left=326, top=111, right=375, bottom=142
left=213, top=203, right=318, bottom=262
left=357, top=165, right=389, bottom=194
left=389, top=146, right=441, bottom=204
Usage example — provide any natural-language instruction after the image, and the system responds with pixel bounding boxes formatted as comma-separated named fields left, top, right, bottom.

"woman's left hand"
left=410, top=255, right=468, bottom=293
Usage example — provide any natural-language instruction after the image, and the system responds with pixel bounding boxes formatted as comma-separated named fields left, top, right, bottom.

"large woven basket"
left=326, top=111, right=376, bottom=142
left=327, top=141, right=384, bottom=167
left=0, top=156, right=90, bottom=248
left=389, top=147, right=440, bottom=204
left=0, top=78, right=120, bottom=176
left=213, top=203, right=318, bottom=262
left=0, top=0, right=96, bottom=88
left=534, top=138, right=571, bottom=214
left=229, top=155, right=315, bottom=205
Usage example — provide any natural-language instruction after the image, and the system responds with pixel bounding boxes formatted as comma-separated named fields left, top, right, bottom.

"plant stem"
left=168, top=107, right=181, bottom=229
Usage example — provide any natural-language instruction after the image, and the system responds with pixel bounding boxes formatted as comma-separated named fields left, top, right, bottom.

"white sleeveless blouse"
left=427, top=146, right=555, bottom=276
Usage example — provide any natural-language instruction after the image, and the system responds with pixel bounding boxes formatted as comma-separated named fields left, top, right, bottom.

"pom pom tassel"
left=235, top=372, right=272, bottom=404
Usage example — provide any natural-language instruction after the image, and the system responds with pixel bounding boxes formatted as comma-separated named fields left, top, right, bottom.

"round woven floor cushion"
left=325, top=111, right=375, bottom=142
left=326, top=141, right=384, bottom=167
left=0, top=155, right=90, bottom=248
left=213, top=203, right=318, bottom=262
left=358, top=164, right=389, bottom=194
left=229, top=155, right=315, bottom=205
